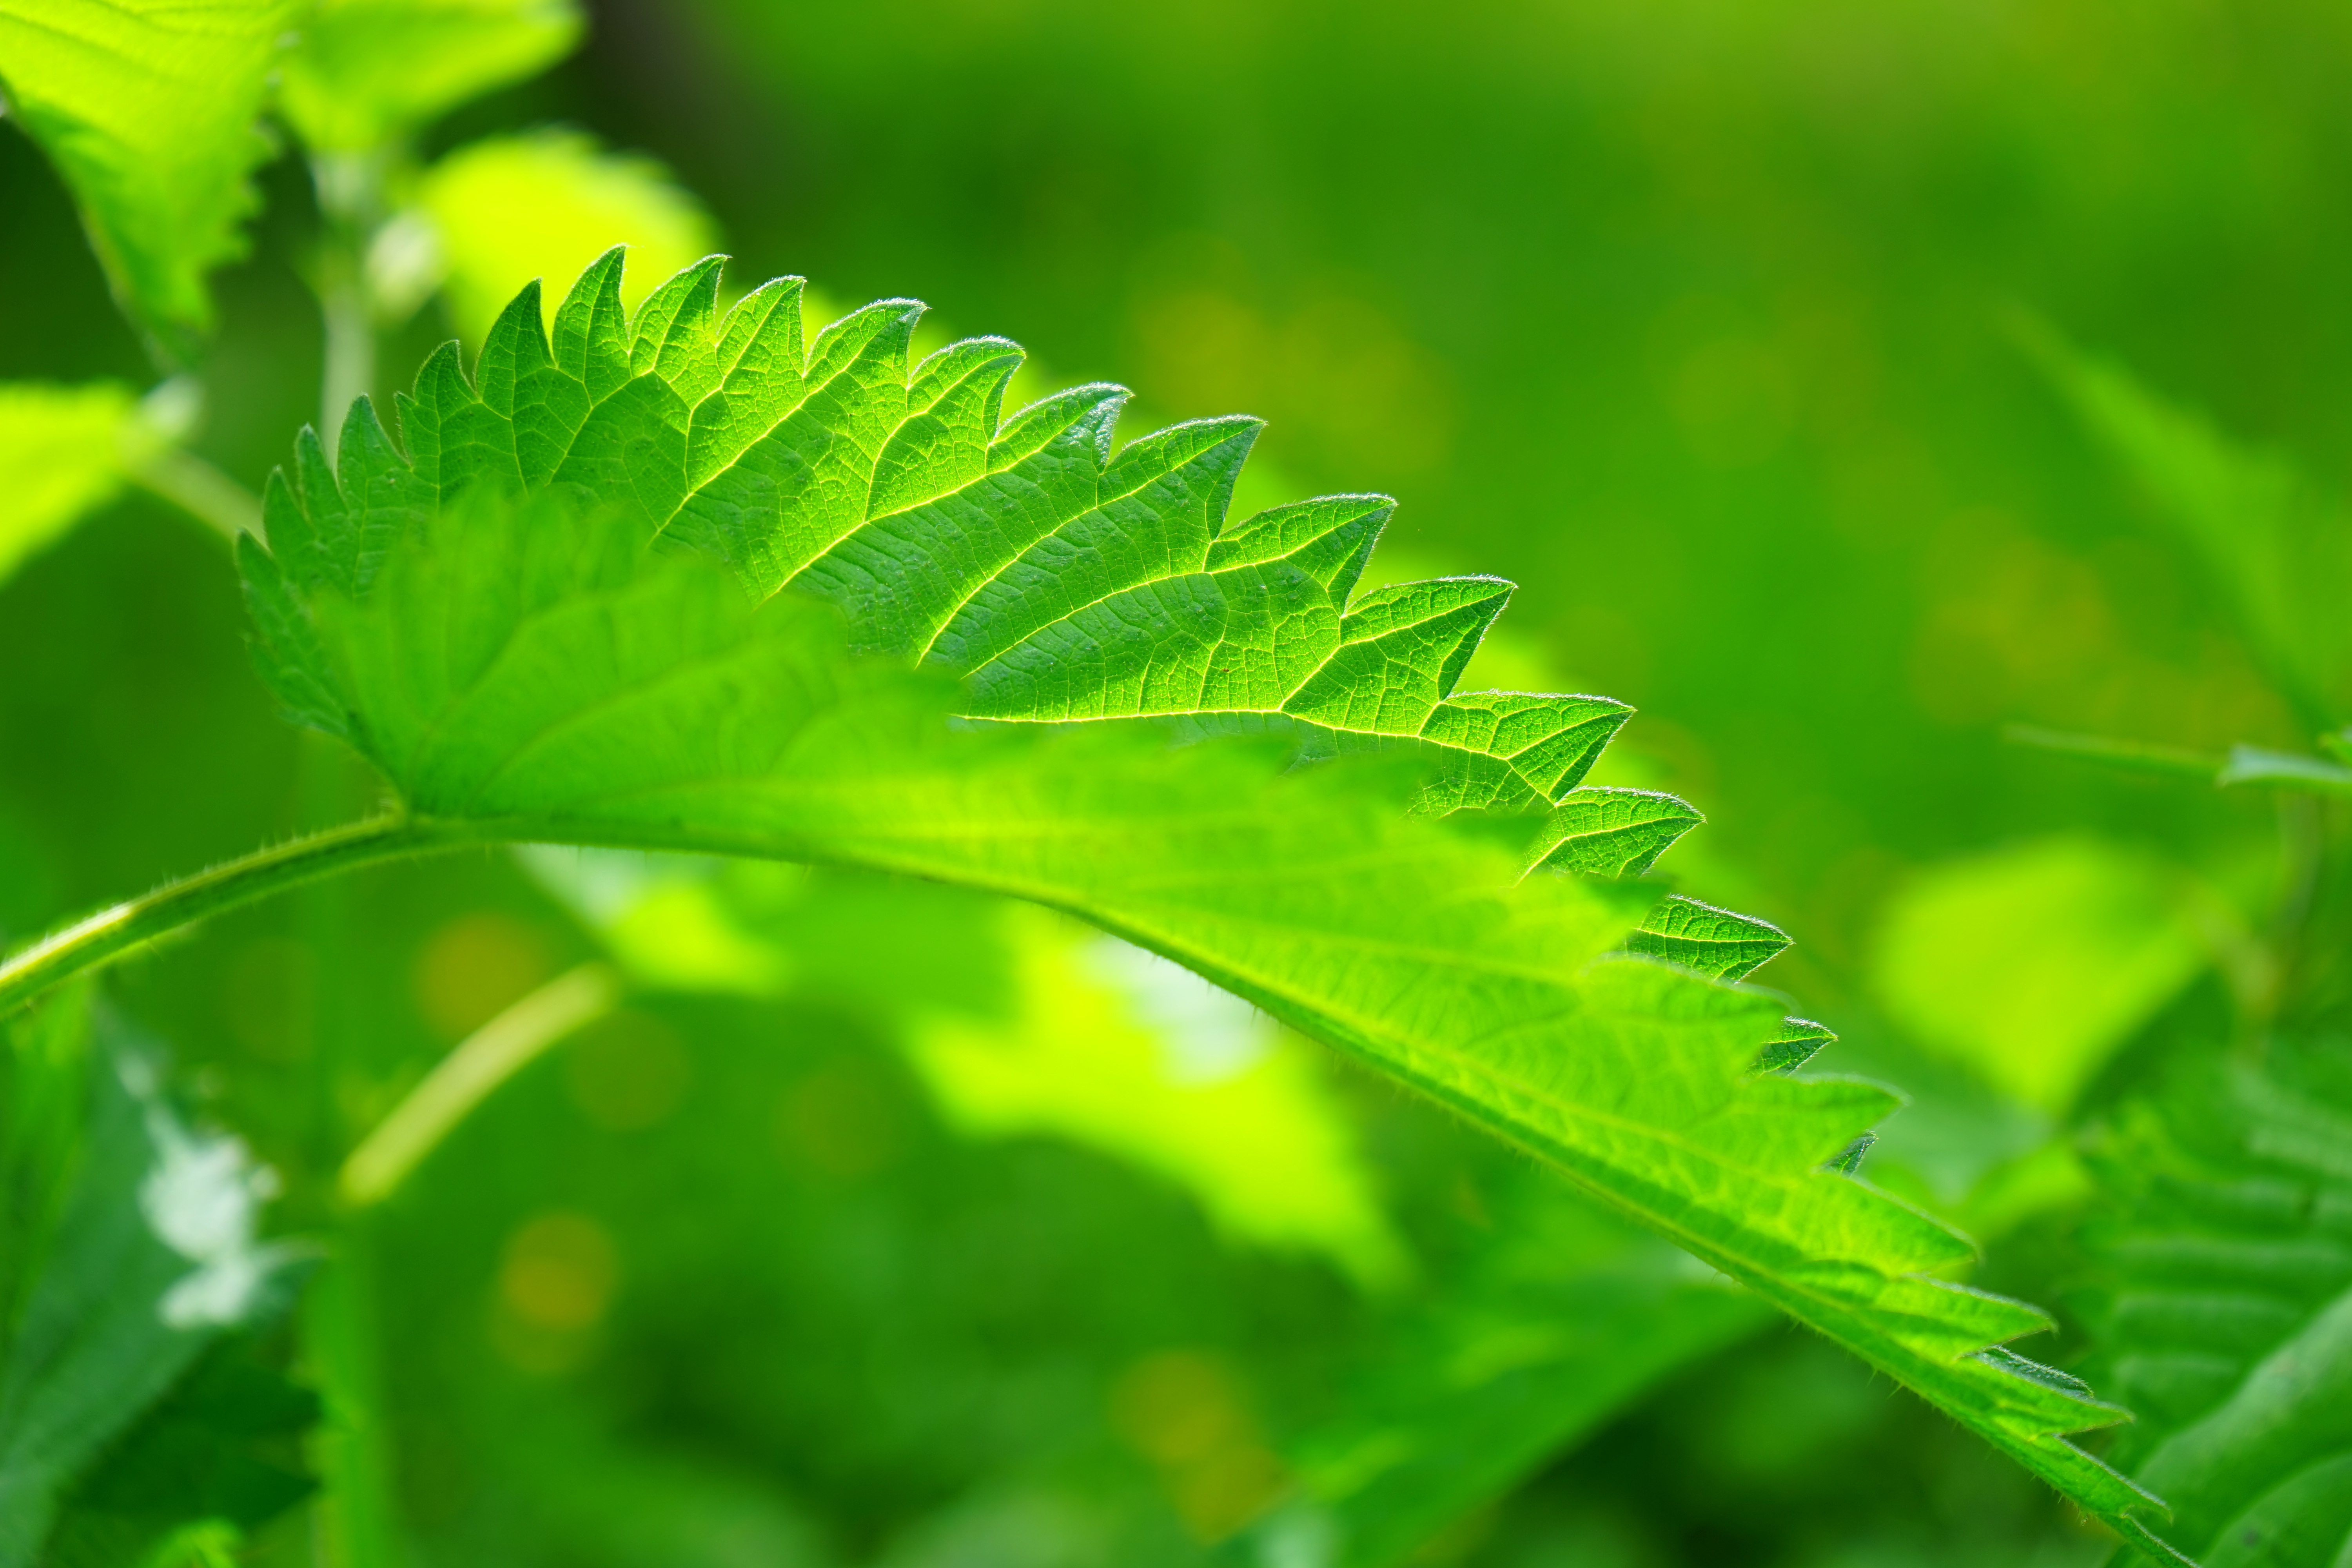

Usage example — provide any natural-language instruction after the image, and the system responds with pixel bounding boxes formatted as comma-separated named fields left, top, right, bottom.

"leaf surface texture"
left=236, top=254, right=2173, bottom=1546
left=0, top=0, right=296, bottom=354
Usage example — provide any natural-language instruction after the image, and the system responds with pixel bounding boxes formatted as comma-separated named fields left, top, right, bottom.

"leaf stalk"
left=0, top=815, right=467, bottom=1015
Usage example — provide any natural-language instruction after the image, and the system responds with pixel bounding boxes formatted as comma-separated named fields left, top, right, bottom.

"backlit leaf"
left=0, top=0, right=297, bottom=356
left=232, top=254, right=2175, bottom=1550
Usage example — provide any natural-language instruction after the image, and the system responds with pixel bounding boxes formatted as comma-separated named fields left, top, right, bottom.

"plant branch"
left=339, top=962, right=621, bottom=1208
left=0, top=816, right=468, bottom=1016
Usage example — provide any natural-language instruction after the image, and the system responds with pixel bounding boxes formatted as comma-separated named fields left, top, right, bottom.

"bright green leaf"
left=911, top=909, right=1411, bottom=1291
left=524, top=849, right=1409, bottom=1288
left=0, top=0, right=297, bottom=356
left=0, top=382, right=145, bottom=588
left=1873, top=837, right=2207, bottom=1114
left=279, top=0, right=582, bottom=153
left=1526, top=785, right=1702, bottom=877
left=229, top=254, right=2175, bottom=1549
left=414, top=134, right=718, bottom=344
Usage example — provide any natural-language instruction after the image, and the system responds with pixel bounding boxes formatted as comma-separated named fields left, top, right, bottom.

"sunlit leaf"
left=222, top=254, right=2176, bottom=1548
left=525, top=849, right=1408, bottom=1285
left=279, top=0, right=583, bottom=154
left=0, top=383, right=145, bottom=589
left=414, top=134, right=718, bottom=344
left=1873, top=837, right=2207, bottom=1114
left=0, top=0, right=297, bottom=356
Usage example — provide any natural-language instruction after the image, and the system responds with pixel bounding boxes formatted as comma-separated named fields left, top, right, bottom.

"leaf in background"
left=904, top=913, right=1413, bottom=1291
left=2085, top=1046, right=2352, bottom=1564
left=2031, top=324, right=2352, bottom=722
left=232, top=256, right=2175, bottom=1549
left=413, top=135, right=717, bottom=344
left=0, top=0, right=297, bottom=358
left=0, top=383, right=146, bottom=588
left=41, top=1338, right=318, bottom=1568
left=1872, top=837, right=2207, bottom=1115
left=0, top=987, right=92, bottom=1375
left=2216, top=744, right=2352, bottom=797
left=1240, top=1170, right=1768, bottom=1568
left=526, top=849, right=1768, bottom=1563
left=279, top=0, right=583, bottom=154
left=523, top=849, right=1407, bottom=1289
left=0, top=1007, right=301, bottom=1568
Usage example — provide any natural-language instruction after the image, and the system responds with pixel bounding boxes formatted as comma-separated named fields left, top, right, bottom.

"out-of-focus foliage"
left=2013, top=335, right=2352, bottom=1560
left=0, top=0, right=296, bottom=356
left=526, top=848, right=1406, bottom=1287
left=0, top=991, right=301, bottom=1568
left=2033, top=327, right=2352, bottom=727
left=279, top=0, right=582, bottom=154
left=16, top=0, right=2352, bottom=1562
left=0, top=383, right=142, bottom=586
left=1872, top=837, right=2207, bottom=1114
left=412, top=135, right=717, bottom=341
left=2084, top=1051, right=2352, bottom=1566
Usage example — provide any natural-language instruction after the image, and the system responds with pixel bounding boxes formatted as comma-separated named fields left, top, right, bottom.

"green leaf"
left=1624, top=894, right=1789, bottom=981
left=1526, top=785, right=1702, bottom=876
left=234, top=255, right=2173, bottom=1547
left=1871, top=837, right=2208, bottom=1114
left=42, top=1338, right=318, bottom=1568
left=414, top=134, right=719, bottom=344
left=1241, top=1170, right=1769, bottom=1568
left=0, top=0, right=297, bottom=357
left=0, top=1006, right=299, bottom=1568
left=0, top=383, right=144, bottom=588
left=1756, top=1016, right=1837, bottom=1074
left=2216, top=744, right=2352, bottom=796
left=2086, top=1052, right=2352, bottom=1564
left=279, top=0, right=583, bottom=154
left=523, top=850, right=1410, bottom=1289
left=2029, top=322, right=2352, bottom=723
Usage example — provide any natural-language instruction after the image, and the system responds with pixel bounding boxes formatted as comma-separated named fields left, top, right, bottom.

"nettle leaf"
left=1526, top=786, right=1702, bottom=877
left=0, top=0, right=297, bottom=357
left=278, top=0, right=582, bottom=154
left=1242, top=1165, right=1769, bottom=1568
left=2086, top=1054, right=2352, bottom=1565
left=236, top=252, right=2173, bottom=1548
left=0, top=1000, right=300, bottom=1568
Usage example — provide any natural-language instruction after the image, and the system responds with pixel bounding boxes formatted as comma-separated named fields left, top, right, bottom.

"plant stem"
left=339, top=962, right=621, bottom=1208
left=130, top=445, right=264, bottom=542
left=0, top=817, right=466, bottom=1016
left=311, top=151, right=384, bottom=454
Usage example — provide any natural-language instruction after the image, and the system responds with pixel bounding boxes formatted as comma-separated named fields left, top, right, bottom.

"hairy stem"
left=0, top=817, right=468, bottom=1015
left=339, top=962, right=621, bottom=1208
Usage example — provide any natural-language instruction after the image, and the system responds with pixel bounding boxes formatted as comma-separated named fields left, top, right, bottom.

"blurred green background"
left=6, top=1, right=2345, bottom=1563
